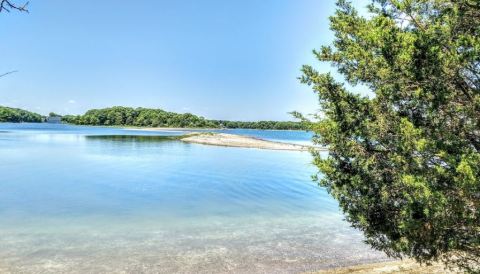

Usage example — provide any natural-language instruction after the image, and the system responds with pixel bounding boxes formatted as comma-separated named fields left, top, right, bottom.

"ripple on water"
left=0, top=124, right=387, bottom=273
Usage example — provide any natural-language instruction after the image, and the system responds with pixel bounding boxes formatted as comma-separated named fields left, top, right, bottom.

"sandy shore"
left=125, top=127, right=323, bottom=151
left=179, top=132, right=321, bottom=151
left=311, top=259, right=453, bottom=274
left=126, top=126, right=218, bottom=131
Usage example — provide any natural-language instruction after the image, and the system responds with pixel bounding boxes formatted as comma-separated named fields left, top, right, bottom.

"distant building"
left=46, top=116, right=62, bottom=123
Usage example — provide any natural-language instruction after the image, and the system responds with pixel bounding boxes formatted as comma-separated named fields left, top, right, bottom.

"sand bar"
left=180, top=132, right=324, bottom=151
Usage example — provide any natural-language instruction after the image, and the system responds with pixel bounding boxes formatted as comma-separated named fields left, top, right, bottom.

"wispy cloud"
left=68, top=99, right=76, bottom=104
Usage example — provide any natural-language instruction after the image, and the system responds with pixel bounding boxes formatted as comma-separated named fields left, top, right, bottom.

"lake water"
left=0, top=123, right=386, bottom=273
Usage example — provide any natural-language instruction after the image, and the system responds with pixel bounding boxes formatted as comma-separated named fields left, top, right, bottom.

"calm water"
left=0, top=123, right=385, bottom=273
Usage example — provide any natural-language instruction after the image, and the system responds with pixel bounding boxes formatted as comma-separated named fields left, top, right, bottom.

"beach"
left=179, top=132, right=320, bottom=151
left=312, top=259, right=453, bottom=273
left=129, top=127, right=321, bottom=150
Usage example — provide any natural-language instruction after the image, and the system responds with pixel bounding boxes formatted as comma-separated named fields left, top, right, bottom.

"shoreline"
left=125, top=126, right=308, bottom=132
left=1, top=122, right=320, bottom=151
left=125, top=126, right=219, bottom=131
left=85, top=132, right=321, bottom=151
left=0, top=258, right=453, bottom=273
left=179, top=132, right=322, bottom=151
left=312, top=259, right=452, bottom=274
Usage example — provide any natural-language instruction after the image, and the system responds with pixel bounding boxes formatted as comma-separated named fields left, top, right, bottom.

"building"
left=46, top=116, right=62, bottom=123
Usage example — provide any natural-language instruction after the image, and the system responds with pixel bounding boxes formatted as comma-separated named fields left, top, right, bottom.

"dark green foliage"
left=211, top=120, right=305, bottom=130
left=62, top=106, right=217, bottom=128
left=85, top=135, right=181, bottom=142
left=302, top=0, right=479, bottom=272
left=63, top=106, right=306, bottom=130
left=0, top=106, right=43, bottom=122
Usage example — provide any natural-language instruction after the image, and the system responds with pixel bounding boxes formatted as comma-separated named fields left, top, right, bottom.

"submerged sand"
left=180, top=132, right=323, bottom=151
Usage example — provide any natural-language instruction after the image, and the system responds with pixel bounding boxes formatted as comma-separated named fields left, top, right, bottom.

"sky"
left=0, top=0, right=370, bottom=121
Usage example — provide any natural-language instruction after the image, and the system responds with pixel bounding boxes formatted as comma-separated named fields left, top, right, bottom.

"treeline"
left=0, top=105, right=305, bottom=130
left=62, top=106, right=306, bottom=130
left=62, top=107, right=218, bottom=128
left=0, top=106, right=43, bottom=123
left=212, top=120, right=305, bottom=130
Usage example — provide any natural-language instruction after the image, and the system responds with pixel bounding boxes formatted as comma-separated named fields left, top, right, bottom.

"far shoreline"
left=0, top=121, right=311, bottom=132
left=1, top=122, right=319, bottom=151
left=124, top=125, right=310, bottom=132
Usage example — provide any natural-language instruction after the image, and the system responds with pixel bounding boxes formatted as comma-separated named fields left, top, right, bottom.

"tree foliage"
left=0, top=106, right=43, bottom=122
left=48, top=112, right=61, bottom=117
left=62, top=106, right=218, bottom=128
left=62, top=106, right=305, bottom=130
left=211, top=120, right=305, bottom=130
left=302, top=0, right=479, bottom=272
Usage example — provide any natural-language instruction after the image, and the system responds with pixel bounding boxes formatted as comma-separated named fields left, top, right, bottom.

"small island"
left=180, top=132, right=317, bottom=151
left=92, top=131, right=320, bottom=151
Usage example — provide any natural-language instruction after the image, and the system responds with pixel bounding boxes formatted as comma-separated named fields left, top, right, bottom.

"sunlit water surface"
left=0, top=123, right=386, bottom=273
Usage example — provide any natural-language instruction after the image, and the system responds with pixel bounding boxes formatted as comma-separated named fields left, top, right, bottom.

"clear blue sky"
left=0, top=0, right=369, bottom=121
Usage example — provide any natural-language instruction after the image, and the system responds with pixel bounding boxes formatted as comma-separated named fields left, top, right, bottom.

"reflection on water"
left=86, top=134, right=180, bottom=142
left=0, top=123, right=387, bottom=273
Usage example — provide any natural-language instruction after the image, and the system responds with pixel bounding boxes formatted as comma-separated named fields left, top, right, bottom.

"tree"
left=301, top=0, right=479, bottom=272
left=0, top=106, right=43, bottom=122
left=62, top=106, right=306, bottom=130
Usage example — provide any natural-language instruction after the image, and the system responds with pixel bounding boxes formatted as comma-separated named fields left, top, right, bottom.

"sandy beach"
left=126, top=126, right=218, bottom=131
left=125, top=127, right=321, bottom=151
left=312, top=259, right=453, bottom=274
left=179, top=132, right=322, bottom=151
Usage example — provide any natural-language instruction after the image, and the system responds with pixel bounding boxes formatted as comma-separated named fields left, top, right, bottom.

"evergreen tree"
left=302, top=0, right=479, bottom=272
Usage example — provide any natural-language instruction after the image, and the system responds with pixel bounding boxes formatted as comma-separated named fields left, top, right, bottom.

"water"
left=0, top=123, right=386, bottom=273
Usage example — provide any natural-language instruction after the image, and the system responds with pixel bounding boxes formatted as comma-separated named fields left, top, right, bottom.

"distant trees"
left=212, top=120, right=305, bottom=130
left=62, top=106, right=306, bottom=130
left=302, top=0, right=479, bottom=272
left=0, top=106, right=43, bottom=122
left=0, top=105, right=305, bottom=129
left=62, top=106, right=218, bottom=128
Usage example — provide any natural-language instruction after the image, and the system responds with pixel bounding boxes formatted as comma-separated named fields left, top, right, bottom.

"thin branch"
left=0, top=70, right=18, bottom=78
left=0, top=0, right=29, bottom=13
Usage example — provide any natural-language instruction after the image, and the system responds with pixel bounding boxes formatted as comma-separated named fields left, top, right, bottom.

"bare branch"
left=0, top=0, right=29, bottom=13
left=0, top=70, right=18, bottom=78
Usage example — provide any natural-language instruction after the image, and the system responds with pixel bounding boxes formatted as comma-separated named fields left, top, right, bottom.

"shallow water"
left=0, top=123, right=386, bottom=273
